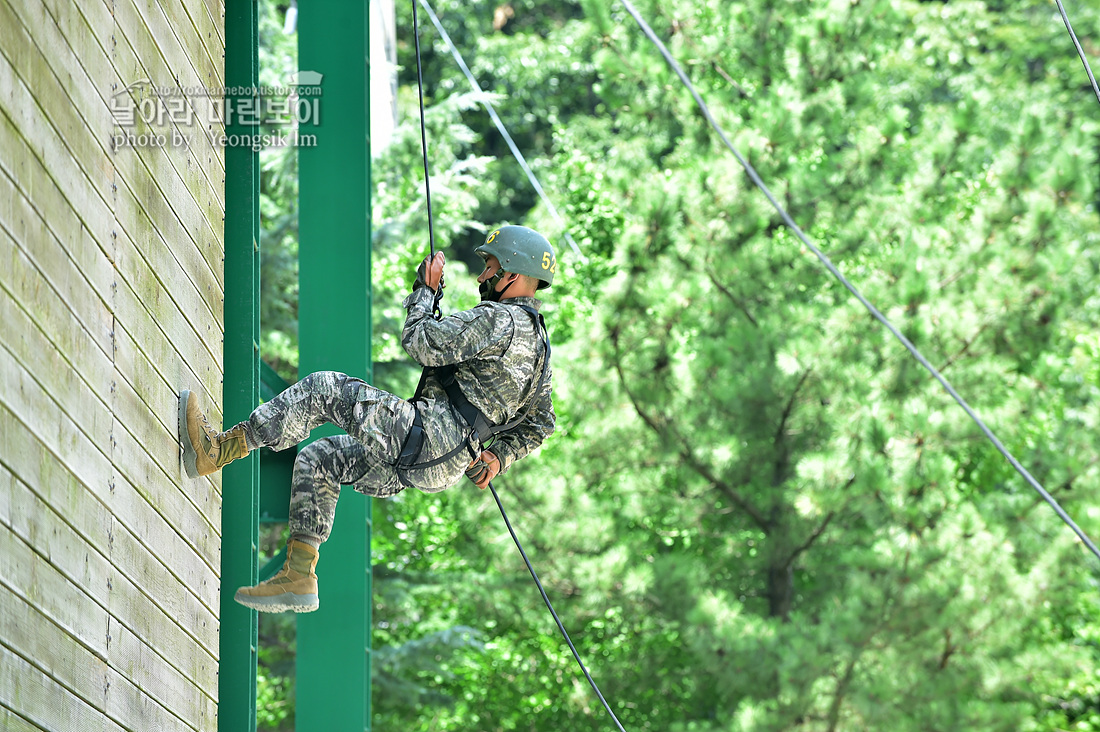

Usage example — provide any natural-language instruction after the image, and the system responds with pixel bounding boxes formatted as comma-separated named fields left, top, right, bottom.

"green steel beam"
left=259, top=359, right=290, bottom=401
left=297, top=2, right=373, bottom=730
left=260, top=360, right=293, bottom=522
left=259, top=544, right=289, bottom=583
left=220, top=0, right=261, bottom=730
left=259, top=445, right=294, bottom=523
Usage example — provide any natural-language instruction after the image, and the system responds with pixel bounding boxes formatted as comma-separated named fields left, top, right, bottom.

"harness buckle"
left=396, top=407, right=426, bottom=468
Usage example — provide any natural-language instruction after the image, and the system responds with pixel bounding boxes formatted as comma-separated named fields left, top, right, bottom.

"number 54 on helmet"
left=474, top=225, right=556, bottom=289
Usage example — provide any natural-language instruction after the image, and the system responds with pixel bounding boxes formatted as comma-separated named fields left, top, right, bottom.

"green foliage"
left=257, top=523, right=295, bottom=731
left=256, top=663, right=294, bottom=732
left=371, top=89, right=496, bottom=397
left=258, top=0, right=302, bottom=383
left=256, top=0, right=1100, bottom=729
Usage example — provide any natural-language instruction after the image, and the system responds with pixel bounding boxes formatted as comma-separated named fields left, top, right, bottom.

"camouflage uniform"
left=248, top=285, right=554, bottom=544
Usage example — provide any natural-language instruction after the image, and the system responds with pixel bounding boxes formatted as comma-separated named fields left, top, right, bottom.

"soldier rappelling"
left=179, top=225, right=557, bottom=613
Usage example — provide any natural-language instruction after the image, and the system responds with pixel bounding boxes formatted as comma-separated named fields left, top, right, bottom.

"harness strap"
left=439, top=365, right=495, bottom=444
left=395, top=408, right=426, bottom=468
left=394, top=404, right=475, bottom=487
left=396, top=304, right=549, bottom=478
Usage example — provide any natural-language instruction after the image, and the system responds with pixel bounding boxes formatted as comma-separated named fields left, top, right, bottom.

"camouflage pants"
left=248, top=371, right=474, bottom=544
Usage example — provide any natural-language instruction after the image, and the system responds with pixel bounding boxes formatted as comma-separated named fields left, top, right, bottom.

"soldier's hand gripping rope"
left=414, top=251, right=446, bottom=318
left=464, top=450, right=501, bottom=489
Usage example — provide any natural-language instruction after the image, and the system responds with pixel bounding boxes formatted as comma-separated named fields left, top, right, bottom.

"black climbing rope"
left=418, top=0, right=584, bottom=260
left=617, top=0, right=1100, bottom=563
left=409, top=4, right=628, bottom=727
left=489, top=481, right=628, bottom=732
left=410, top=0, right=437, bottom=257
left=1054, top=0, right=1100, bottom=107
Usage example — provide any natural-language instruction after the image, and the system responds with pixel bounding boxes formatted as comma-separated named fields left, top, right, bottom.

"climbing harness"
left=617, top=0, right=1100, bottom=562
left=437, top=310, right=551, bottom=447
left=393, top=304, right=551, bottom=480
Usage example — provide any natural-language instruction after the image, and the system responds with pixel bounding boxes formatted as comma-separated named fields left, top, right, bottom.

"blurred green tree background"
left=255, top=0, right=1100, bottom=729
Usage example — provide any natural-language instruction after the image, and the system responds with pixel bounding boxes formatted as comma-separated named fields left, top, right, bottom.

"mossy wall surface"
left=0, top=0, right=226, bottom=729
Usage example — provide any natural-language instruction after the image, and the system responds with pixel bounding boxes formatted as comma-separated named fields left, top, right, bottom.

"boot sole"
left=178, top=389, right=201, bottom=479
left=234, top=589, right=319, bottom=614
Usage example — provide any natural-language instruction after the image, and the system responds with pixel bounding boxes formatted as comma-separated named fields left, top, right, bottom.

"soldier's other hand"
left=465, top=451, right=500, bottom=490
left=415, top=252, right=446, bottom=292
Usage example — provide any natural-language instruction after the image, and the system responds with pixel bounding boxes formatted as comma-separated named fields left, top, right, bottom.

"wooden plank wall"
left=0, top=0, right=227, bottom=730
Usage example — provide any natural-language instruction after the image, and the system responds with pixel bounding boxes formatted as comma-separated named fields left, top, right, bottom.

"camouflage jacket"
left=401, top=286, right=555, bottom=474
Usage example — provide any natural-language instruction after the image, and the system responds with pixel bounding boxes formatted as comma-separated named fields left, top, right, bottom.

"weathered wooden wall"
left=0, top=0, right=226, bottom=729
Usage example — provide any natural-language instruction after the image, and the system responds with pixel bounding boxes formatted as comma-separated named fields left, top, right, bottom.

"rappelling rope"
left=617, top=0, right=1100, bottom=563
left=410, top=0, right=437, bottom=258
left=488, top=481, right=628, bottom=732
left=418, top=0, right=584, bottom=260
left=409, top=2, right=628, bottom=727
left=1054, top=0, right=1100, bottom=106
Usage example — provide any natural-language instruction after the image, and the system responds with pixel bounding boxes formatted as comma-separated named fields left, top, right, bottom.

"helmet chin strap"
left=480, top=271, right=518, bottom=302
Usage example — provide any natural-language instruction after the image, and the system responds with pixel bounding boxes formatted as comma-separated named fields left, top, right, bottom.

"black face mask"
left=479, top=270, right=510, bottom=302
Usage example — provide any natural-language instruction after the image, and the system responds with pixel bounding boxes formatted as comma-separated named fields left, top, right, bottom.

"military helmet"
left=474, top=225, right=556, bottom=289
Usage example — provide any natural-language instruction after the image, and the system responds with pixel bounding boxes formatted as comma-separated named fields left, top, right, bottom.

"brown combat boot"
left=234, top=540, right=320, bottom=613
left=178, top=389, right=249, bottom=478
